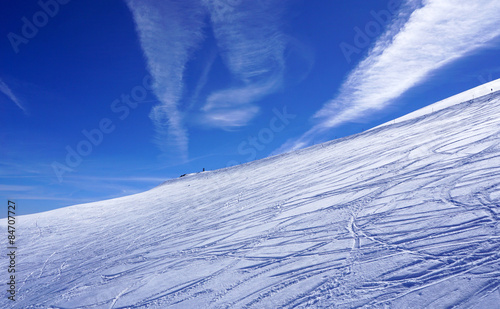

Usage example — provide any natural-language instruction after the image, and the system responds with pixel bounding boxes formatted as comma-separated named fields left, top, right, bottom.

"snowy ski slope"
left=2, top=81, right=500, bottom=308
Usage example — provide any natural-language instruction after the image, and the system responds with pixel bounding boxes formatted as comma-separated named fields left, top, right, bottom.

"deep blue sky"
left=1, top=0, right=500, bottom=216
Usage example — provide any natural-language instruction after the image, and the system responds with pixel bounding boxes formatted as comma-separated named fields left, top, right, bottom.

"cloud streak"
left=281, top=0, right=500, bottom=152
left=200, top=0, right=289, bottom=128
left=0, top=184, right=33, bottom=192
left=126, top=0, right=293, bottom=155
left=0, top=79, right=27, bottom=114
left=125, top=0, right=206, bottom=159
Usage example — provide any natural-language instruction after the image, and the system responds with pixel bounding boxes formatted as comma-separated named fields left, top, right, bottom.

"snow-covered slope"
left=3, top=82, right=500, bottom=308
left=373, top=78, right=500, bottom=130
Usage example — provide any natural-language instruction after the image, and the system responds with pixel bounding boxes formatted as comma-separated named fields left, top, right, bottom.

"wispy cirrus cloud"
left=126, top=0, right=295, bottom=156
left=279, top=0, right=500, bottom=152
left=125, top=0, right=207, bottom=160
left=0, top=78, right=27, bottom=114
left=200, top=0, right=288, bottom=128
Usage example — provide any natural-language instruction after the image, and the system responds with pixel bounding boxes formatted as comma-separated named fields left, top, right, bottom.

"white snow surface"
left=373, top=78, right=500, bottom=130
left=3, top=82, right=500, bottom=308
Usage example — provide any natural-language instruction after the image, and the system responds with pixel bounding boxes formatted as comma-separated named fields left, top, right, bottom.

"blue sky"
left=1, top=0, right=500, bottom=216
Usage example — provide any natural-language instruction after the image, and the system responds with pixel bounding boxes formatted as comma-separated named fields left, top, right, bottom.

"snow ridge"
left=373, top=78, right=500, bottom=130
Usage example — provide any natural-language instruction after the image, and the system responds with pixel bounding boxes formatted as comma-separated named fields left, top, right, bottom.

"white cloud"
left=203, top=105, right=260, bottom=128
left=200, top=81, right=277, bottom=128
left=201, top=0, right=288, bottom=128
left=187, top=48, right=218, bottom=111
left=125, top=0, right=207, bottom=159
left=0, top=79, right=27, bottom=114
left=282, top=0, right=500, bottom=152
left=126, top=0, right=293, bottom=156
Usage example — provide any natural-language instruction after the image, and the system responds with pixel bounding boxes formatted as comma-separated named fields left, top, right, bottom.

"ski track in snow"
left=2, top=88, right=500, bottom=308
